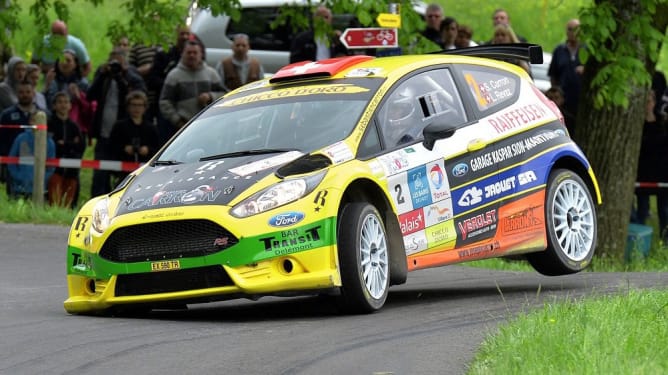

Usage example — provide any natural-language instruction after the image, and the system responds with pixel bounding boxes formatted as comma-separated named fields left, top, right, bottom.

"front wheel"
left=337, top=203, right=390, bottom=313
left=527, top=169, right=597, bottom=275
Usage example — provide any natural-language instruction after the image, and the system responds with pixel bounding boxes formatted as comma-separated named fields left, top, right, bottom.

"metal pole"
left=32, top=111, right=47, bottom=206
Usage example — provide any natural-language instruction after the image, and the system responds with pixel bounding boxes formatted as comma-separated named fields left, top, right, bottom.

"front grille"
left=100, top=220, right=238, bottom=262
left=115, top=266, right=233, bottom=296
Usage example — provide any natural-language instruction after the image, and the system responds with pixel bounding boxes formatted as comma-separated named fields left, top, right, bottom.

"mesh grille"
left=99, top=220, right=238, bottom=262
left=115, top=266, right=233, bottom=296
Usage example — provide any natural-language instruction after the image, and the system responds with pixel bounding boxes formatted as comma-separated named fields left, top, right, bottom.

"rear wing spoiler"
left=436, top=43, right=543, bottom=64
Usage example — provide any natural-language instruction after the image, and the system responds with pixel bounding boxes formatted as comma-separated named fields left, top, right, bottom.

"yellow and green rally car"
left=65, top=44, right=600, bottom=314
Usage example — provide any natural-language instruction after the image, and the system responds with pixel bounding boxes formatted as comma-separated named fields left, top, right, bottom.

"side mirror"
left=422, top=121, right=457, bottom=151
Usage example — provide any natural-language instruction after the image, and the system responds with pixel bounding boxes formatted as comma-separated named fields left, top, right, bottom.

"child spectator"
left=47, top=92, right=85, bottom=208
left=110, top=91, right=159, bottom=179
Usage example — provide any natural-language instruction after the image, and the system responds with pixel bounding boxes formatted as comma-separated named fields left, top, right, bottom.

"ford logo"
left=269, top=211, right=305, bottom=227
left=452, top=163, right=469, bottom=177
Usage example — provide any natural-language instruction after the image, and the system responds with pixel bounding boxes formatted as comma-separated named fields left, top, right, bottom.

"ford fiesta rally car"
left=65, top=44, right=600, bottom=314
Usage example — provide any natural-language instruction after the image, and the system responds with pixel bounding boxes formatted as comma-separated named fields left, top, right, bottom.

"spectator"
left=491, top=25, right=531, bottom=74
left=26, top=64, right=49, bottom=114
left=44, top=50, right=95, bottom=141
left=1, top=79, right=47, bottom=159
left=87, top=47, right=145, bottom=197
left=0, top=56, right=27, bottom=113
left=421, top=3, right=443, bottom=47
left=129, top=42, right=159, bottom=124
left=489, top=8, right=527, bottom=43
left=110, top=91, right=159, bottom=181
left=439, top=17, right=458, bottom=50
left=7, top=110, right=56, bottom=200
left=114, top=36, right=131, bottom=59
left=289, top=5, right=347, bottom=63
left=216, top=34, right=265, bottom=92
left=544, top=86, right=575, bottom=135
left=548, top=19, right=584, bottom=121
left=47, top=91, right=85, bottom=208
left=455, top=24, right=478, bottom=48
left=159, top=36, right=223, bottom=138
left=633, top=83, right=668, bottom=244
left=147, top=24, right=192, bottom=144
left=32, top=20, right=92, bottom=77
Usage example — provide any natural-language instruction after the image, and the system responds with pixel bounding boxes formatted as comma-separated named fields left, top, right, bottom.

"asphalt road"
left=1, top=223, right=667, bottom=375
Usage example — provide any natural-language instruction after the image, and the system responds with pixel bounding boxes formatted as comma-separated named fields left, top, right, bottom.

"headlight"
left=91, top=197, right=111, bottom=234
left=230, top=172, right=326, bottom=218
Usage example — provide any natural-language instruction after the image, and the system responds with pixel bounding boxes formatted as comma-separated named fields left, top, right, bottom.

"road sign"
left=376, top=13, right=401, bottom=28
left=340, top=28, right=398, bottom=49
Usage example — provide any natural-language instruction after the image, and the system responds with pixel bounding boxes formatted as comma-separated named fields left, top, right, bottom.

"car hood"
left=115, top=151, right=304, bottom=215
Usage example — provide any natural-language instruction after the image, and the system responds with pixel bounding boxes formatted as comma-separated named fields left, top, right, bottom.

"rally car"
left=65, top=44, right=600, bottom=315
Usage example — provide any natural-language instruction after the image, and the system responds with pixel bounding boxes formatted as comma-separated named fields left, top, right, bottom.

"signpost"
left=339, top=28, right=398, bottom=49
left=376, top=13, right=401, bottom=28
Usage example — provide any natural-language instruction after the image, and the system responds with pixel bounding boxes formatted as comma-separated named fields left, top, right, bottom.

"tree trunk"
left=575, top=0, right=668, bottom=261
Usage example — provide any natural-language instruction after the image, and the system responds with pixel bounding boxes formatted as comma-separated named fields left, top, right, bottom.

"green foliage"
left=579, top=0, right=667, bottom=109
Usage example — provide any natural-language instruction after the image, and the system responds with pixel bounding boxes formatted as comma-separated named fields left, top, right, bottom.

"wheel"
left=527, top=169, right=597, bottom=276
left=336, top=203, right=390, bottom=313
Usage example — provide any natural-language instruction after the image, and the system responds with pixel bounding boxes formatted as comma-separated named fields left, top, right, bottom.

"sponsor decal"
left=378, top=152, right=410, bottom=175
left=269, top=211, right=305, bottom=227
left=427, top=160, right=451, bottom=201
left=259, top=225, right=324, bottom=255
left=323, top=141, right=354, bottom=164
left=213, top=237, right=231, bottom=247
left=229, top=151, right=303, bottom=176
left=407, top=166, right=433, bottom=208
left=501, top=205, right=542, bottom=234
left=220, top=84, right=369, bottom=107
left=398, top=208, right=425, bottom=235
left=313, top=190, right=328, bottom=213
left=517, top=170, right=537, bottom=185
left=140, top=211, right=185, bottom=220
left=457, top=209, right=497, bottom=241
left=403, top=231, right=428, bottom=255
left=424, top=199, right=453, bottom=227
left=345, top=67, right=383, bottom=77
left=425, top=220, right=457, bottom=248
left=126, top=186, right=222, bottom=211
left=487, top=104, right=549, bottom=134
left=457, top=186, right=483, bottom=208
left=457, top=241, right=500, bottom=259
left=72, top=216, right=89, bottom=240
left=452, top=163, right=469, bottom=177
left=484, top=176, right=516, bottom=199
left=71, top=251, right=93, bottom=272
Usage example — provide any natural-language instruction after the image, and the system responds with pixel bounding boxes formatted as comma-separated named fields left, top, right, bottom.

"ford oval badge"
left=269, top=211, right=305, bottom=227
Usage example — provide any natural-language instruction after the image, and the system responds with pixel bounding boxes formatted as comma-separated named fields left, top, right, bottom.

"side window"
left=460, top=66, right=520, bottom=113
left=377, top=69, right=466, bottom=148
left=227, top=8, right=296, bottom=52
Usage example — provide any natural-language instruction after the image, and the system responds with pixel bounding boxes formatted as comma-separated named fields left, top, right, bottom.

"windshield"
left=158, top=79, right=381, bottom=164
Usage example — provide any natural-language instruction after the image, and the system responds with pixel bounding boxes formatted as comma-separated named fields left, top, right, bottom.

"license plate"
left=150, top=260, right=181, bottom=272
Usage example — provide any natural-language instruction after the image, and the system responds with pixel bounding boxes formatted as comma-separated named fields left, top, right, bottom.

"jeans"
left=634, top=191, right=668, bottom=242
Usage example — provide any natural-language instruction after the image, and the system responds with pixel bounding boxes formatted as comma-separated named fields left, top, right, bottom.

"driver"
left=385, top=88, right=418, bottom=145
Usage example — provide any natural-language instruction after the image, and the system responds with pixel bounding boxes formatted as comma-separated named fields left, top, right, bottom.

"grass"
left=467, top=288, right=668, bottom=374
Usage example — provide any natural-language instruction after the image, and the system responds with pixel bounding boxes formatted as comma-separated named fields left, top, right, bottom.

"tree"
left=576, top=0, right=668, bottom=260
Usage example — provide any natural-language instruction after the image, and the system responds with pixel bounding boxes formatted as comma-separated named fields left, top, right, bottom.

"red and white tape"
left=0, top=156, right=142, bottom=172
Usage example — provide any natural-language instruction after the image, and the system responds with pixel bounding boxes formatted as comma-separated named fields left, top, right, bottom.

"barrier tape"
left=0, top=156, right=142, bottom=172
left=0, top=124, right=48, bottom=130
left=635, top=182, right=668, bottom=188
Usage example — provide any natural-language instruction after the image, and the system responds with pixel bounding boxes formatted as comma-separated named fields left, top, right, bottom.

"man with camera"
left=87, top=48, right=145, bottom=196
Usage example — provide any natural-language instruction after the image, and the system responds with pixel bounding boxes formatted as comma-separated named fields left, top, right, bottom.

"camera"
left=109, top=60, right=122, bottom=75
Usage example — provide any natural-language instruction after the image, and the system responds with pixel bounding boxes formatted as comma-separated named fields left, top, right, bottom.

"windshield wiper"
left=199, top=149, right=297, bottom=161
left=152, top=159, right=183, bottom=166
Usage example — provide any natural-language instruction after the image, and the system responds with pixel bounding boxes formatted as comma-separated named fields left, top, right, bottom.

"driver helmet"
left=387, top=88, right=415, bottom=128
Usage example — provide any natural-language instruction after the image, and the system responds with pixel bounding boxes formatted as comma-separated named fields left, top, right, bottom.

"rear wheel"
left=528, top=169, right=597, bottom=275
left=337, top=203, right=390, bottom=313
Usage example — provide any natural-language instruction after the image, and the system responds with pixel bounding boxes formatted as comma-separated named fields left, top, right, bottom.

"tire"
left=527, top=169, right=597, bottom=276
left=337, top=203, right=390, bottom=313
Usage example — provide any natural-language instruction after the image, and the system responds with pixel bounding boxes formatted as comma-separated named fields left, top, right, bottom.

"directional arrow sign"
left=340, top=28, right=398, bottom=49
left=376, top=13, right=401, bottom=28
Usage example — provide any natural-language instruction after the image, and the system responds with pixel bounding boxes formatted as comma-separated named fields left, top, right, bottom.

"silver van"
left=187, top=0, right=426, bottom=73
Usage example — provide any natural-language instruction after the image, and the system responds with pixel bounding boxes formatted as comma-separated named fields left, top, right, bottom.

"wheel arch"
left=550, top=155, right=602, bottom=205
left=338, top=178, right=408, bottom=286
